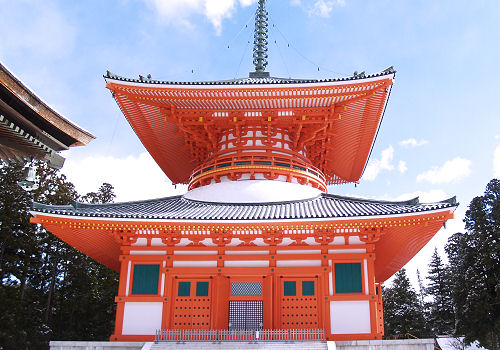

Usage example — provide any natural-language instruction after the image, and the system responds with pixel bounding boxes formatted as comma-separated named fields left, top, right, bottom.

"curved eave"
left=0, top=62, right=95, bottom=148
left=31, top=194, right=457, bottom=275
left=30, top=194, right=456, bottom=221
left=104, top=70, right=395, bottom=184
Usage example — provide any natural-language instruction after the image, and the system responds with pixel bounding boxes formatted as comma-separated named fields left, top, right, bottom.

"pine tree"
left=0, top=161, right=119, bottom=349
left=0, top=161, right=48, bottom=348
left=426, top=248, right=454, bottom=336
left=50, top=184, right=118, bottom=341
left=416, top=269, right=428, bottom=316
left=445, top=179, right=500, bottom=350
left=383, top=268, right=428, bottom=338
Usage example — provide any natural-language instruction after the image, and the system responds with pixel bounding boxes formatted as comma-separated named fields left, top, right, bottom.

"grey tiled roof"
left=32, top=193, right=457, bottom=221
left=104, top=67, right=395, bottom=86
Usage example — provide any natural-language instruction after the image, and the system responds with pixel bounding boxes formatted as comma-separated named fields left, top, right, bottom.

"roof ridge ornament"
left=250, top=0, right=270, bottom=78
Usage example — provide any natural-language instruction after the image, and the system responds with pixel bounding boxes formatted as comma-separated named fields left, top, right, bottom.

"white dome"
left=183, top=180, right=323, bottom=203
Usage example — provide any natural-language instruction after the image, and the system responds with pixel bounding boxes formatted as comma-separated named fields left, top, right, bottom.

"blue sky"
left=1, top=0, right=499, bottom=284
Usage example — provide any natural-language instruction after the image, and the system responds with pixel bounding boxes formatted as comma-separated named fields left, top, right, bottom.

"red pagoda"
left=31, top=0, right=457, bottom=342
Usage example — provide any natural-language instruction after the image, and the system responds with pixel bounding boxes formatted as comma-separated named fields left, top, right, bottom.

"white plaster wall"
left=330, top=301, right=371, bottom=334
left=329, top=237, right=345, bottom=245
left=328, top=249, right=366, bottom=254
left=364, top=259, right=369, bottom=295
left=125, top=261, right=131, bottom=296
left=174, top=238, right=192, bottom=246
left=150, top=238, right=166, bottom=246
left=173, top=250, right=217, bottom=255
left=302, top=237, right=320, bottom=245
left=224, top=260, right=269, bottom=267
left=329, top=260, right=333, bottom=296
left=131, top=238, right=147, bottom=246
left=122, top=302, right=162, bottom=335
left=277, top=238, right=295, bottom=246
left=348, top=237, right=365, bottom=245
left=277, top=250, right=321, bottom=254
left=276, top=260, right=321, bottom=267
left=172, top=261, right=217, bottom=267
left=130, top=250, right=165, bottom=255
left=226, top=250, right=269, bottom=255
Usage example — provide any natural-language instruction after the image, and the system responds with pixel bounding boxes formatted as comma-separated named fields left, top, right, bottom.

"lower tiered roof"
left=31, top=193, right=457, bottom=281
left=32, top=193, right=456, bottom=221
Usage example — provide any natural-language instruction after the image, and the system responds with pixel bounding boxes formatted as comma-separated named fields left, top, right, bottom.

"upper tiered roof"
left=105, top=68, right=394, bottom=186
left=104, top=0, right=394, bottom=189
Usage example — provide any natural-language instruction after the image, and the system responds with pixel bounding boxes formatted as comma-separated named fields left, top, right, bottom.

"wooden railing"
left=155, top=329, right=325, bottom=342
left=189, top=153, right=327, bottom=191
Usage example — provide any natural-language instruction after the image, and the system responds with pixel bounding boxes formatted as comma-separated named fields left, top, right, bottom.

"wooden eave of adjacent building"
left=104, top=68, right=395, bottom=185
left=0, top=62, right=94, bottom=163
left=30, top=193, right=457, bottom=282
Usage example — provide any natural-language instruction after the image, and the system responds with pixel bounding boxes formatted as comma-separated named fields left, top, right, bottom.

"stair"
left=147, top=341, right=328, bottom=349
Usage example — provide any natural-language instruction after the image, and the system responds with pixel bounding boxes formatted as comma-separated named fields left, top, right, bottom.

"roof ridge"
left=104, top=67, right=396, bottom=86
left=322, top=193, right=459, bottom=207
left=322, top=193, right=421, bottom=206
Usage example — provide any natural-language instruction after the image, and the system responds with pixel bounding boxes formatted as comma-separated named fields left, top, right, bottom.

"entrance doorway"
left=228, top=300, right=263, bottom=330
left=172, top=279, right=211, bottom=329
left=228, top=281, right=263, bottom=330
left=280, top=277, right=319, bottom=329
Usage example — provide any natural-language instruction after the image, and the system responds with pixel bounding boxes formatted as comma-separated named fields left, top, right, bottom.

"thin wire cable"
left=273, top=38, right=290, bottom=78
left=234, top=31, right=253, bottom=78
left=107, top=112, right=120, bottom=154
left=226, top=13, right=254, bottom=49
left=270, top=19, right=345, bottom=76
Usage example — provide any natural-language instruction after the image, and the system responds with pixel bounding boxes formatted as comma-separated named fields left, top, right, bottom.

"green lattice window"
left=335, top=262, right=362, bottom=293
left=131, top=264, right=159, bottom=295
left=178, top=281, right=191, bottom=296
left=284, top=281, right=296, bottom=296
left=302, top=281, right=315, bottom=296
left=196, top=281, right=209, bottom=296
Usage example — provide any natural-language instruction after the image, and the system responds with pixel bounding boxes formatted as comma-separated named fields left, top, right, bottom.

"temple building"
left=30, top=0, right=457, bottom=343
left=0, top=62, right=94, bottom=168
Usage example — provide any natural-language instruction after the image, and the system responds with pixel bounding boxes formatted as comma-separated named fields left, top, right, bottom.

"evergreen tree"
left=445, top=179, right=500, bottom=350
left=426, top=248, right=454, bottom=336
left=0, top=161, right=118, bottom=349
left=0, top=162, right=49, bottom=349
left=50, top=184, right=118, bottom=341
left=383, top=268, right=428, bottom=338
left=416, top=268, right=428, bottom=317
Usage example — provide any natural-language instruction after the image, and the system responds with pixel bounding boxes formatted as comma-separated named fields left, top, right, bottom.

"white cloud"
left=417, top=157, right=471, bottom=184
left=399, top=138, right=428, bottom=148
left=494, top=145, right=500, bottom=177
left=239, top=0, right=257, bottom=6
left=0, top=2, right=76, bottom=58
left=290, top=0, right=345, bottom=17
left=308, top=0, right=345, bottom=17
left=383, top=189, right=449, bottom=203
left=398, top=160, right=408, bottom=174
left=362, top=145, right=394, bottom=181
left=62, top=152, right=187, bottom=202
left=144, top=0, right=257, bottom=35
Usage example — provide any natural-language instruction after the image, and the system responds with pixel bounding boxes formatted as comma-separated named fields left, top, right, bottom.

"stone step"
left=148, top=341, right=328, bottom=350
